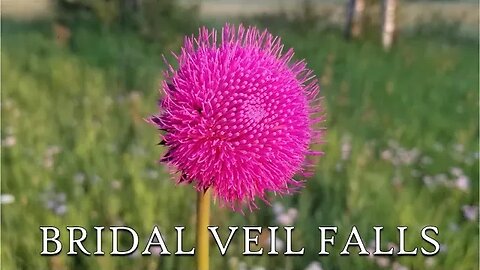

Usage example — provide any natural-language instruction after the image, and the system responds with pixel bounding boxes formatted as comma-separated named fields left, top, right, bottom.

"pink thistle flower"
left=148, top=24, right=324, bottom=210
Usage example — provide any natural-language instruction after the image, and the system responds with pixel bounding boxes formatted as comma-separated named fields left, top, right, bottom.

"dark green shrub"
left=56, top=0, right=198, bottom=41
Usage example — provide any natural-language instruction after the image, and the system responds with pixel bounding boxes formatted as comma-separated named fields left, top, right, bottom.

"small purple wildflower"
left=149, top=24, right=323, bottom=209
left=42, top=190, right=68, bottom=216
left=462, top=205, right=478, bottom=221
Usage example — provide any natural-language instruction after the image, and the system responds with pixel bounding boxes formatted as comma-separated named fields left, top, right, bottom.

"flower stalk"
left=196, top=189, right=211, bottom=270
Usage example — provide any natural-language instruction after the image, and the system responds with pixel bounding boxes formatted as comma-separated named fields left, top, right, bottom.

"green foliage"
left=134, top=0, right=199, bottom=42
left=407, top=13, right=472, bottom=44
left=56, top=0, right=198, bottom=42
left=1, top=20, right=478, bottom=270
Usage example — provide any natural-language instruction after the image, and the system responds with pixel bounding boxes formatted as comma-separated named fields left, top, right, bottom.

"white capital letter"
left=421, top=226, right=440, bottom=256
left=67, top=226, right=91, bottom=255
left=397, top=226, right=417, bottom=255
left=318, top=226, right=337, bottom=255
left=285, top=227, right=304, bottom=255
left=142, top=226, right=171, bottom=255
left=175, top=227, right=195, bottom=255
left=268, top=227, right=279, bottom=255
left=373, top=226, right=394, bottom=255
left=209, top=226, right=238, bottom=256
left=243, top=226, right=263, bottom=255
left=111, top=226, right=139, bottom=255
left=40, top=226, right=62, bottom=255
left=340, top=226, right=369, bottom=255
left=94, top=227, right=104, bottom=255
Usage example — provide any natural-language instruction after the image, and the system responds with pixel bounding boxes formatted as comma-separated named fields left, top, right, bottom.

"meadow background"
left=1, top=0, right=479, bottom=269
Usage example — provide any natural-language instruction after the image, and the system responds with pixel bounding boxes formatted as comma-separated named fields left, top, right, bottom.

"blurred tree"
left=345, top=0, right=365, bottom=39
left=55, top=0, right=198, bottom=42
left=344, top=0, right=397, bottom=49
left=56, top=0, right=120, bottom=26
left=134, top=0, right=199, bottom=42
left=300, top=0, right=317, bottom=26
left=381, top=0, right=397, bottom=50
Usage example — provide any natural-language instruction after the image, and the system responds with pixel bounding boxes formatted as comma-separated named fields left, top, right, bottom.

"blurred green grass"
left=1, top=20, right=478, bottom=270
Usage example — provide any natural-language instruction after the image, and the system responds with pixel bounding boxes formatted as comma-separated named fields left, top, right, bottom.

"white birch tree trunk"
left=382, top=0, right=397, bottom=50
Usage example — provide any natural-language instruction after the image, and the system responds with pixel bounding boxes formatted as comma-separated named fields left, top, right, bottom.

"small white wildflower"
left=450, top=167, right=463, bottom=177
left=399, top=148, right=419, bottom=165
left=46, top=145, right=62, bottom=156
left=238, top=262, right=248, bottom=270
left=55, top=205, right=68, bottom=215
left=425, top=257, right=436, bottom=268
left=2, top=136, right=16, bottom=147
left=422, top=176, right=434, bottom=187
left=433, top=174, right=448, bottom=185
left=305, top=261, right=323, bottom=270
left=376, top=257, right=390, bottom=268
left=0, top=194, right=15, bottom=205
left=44, top=156, right=54, bottom=169
left=410, top=169, right=420, bottom=177
left=420, top=156, right=433, bottom=165
left=392, top=261, right=409, bottom=270
left=111, top=180, right=122, bottom=190
left=91, top=174, right=102, bottom=184
left=335, top=162, right=343, bottom=172
left=387, top=242, right=399, bottom=255
left=275, top=237, right=285, bottom=251
left=432, top=142, right=444, bottom=152
left=272, top=202, right=284, bottom=216
left=129, top=91, right=142, bottom=101
left=454, top=175, right=470, bottom=191
left=276, top=213, right=294, bottom=226
left=277, top=208, right=298, bottom=226
left=448, top=222, right=459, bottom=232
left=341, top=135, right=352, bottom=160
left=287, top=208, right=298, bottom=220
left=228, top=257, right=239, bottom=268
left=149, top=246, right=163, bottom=256
left=145, top=169, right=159, bottom=180
left=264, top=235, right=285, bottom=251
left=366, top=247, right=375, bottom=260
left=381, top=150, right=393, bottom=161
left=73, top=173, right=86, bottom=184
left=453, top=144, right=464, bottom=153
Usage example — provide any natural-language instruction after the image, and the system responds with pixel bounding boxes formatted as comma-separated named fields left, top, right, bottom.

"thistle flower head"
left=149, top=24, right=324, bottom=210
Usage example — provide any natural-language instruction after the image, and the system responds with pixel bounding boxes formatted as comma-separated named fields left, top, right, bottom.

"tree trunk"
left=382, top=0, right=397, bottom=50
left=345, top=0, right=365, bottom=39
